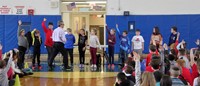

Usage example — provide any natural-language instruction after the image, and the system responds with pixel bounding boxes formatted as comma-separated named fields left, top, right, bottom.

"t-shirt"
left=89, top=35, right=101, bottom=48
left=132, top=35, right=144, bottom=49
left=193, top=77, right=199, bottom=86
left=78, top=34, right=88, bottom=47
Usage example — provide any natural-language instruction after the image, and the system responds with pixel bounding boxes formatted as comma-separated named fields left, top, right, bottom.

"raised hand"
left=18, top=20, right=22, bottom=25
left=43, top=18, right=47, bottom=21
left=196, top=39, right=200, bottom=45
left=177, top=32, right=180, bottom=37
left=116, top=24, right=118, bottom=28
left=163, top=43, right=168, bottom=50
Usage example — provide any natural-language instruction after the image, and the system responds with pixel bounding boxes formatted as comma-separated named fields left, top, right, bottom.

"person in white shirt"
left=48, top=20, right=71, bottom=71
left=89, top=29, right=101, bottom=69
left=132, top=29, right=144, bottom=55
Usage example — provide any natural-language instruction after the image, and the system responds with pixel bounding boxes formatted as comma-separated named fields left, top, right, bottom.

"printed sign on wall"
left=14, top=6, right=26, bottom=14
left=0, top=6, right=12, bottom=14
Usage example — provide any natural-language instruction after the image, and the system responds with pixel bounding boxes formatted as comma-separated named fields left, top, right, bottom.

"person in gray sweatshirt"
left=0, top=50, right=14, bottom=86
left=17, top=20, right=29, bottom=69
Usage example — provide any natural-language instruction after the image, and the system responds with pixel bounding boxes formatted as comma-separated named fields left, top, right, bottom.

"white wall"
left=107, top=0, right=200, bottom=15
left=0, top=0, right=60, bottom=15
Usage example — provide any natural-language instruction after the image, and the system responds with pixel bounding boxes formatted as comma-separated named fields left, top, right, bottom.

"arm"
left=75, top=22, right=79, bottom=34
left=60, top=31, right=67, bottom=43
left=3, top=51, right=13, bottom=72
left=11, top=61, right=22, bottom=73
left=42, top=18, right=48, bottom=33
left=96, top=36, right=101, bottom=49
left=150, top=35, right=153, bottom=45
left=106, top=25, right=110, bottom=34
left=190, top=48, right=195, bottom=66
left=17, top=20, right=22, bottom=37
left=31, top=29, right=36, bottom=45
left=160, top=35, right=163, bottom=45
left=133, top=52, right=141, bottom=86
left=176, top=42, right=182, bottom=50
left=115, top=24, right=121, bottom=38
left=160, top=48, right=165, bottom=73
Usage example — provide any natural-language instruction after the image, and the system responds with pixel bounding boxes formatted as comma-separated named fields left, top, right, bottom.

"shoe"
left=48, top=66, right=53, bottom=71
left=38, top=66, right=42, bottom=70
left=111, top=64, right=115, bottom=69
left=108, top=64, right=111, bottom=69
left=94, top=64, right=97, bottom=68
left=32, top=66, right=35, bottom=70
left=65, top=66, right=72, bottom=70
left=79, top=64, right=82, bottom=68
left=82, top=64, right=84, bottom=68
left=91, top=64, right=94, bottom=68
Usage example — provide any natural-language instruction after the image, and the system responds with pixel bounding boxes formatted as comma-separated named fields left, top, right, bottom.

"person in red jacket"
left=42, top=18, right=54, bottom=62
left=146, top=56, right=160, bottom=72
left=176, top=59, right=193, bottom=86
left=146, top=45, right=159, bottom=66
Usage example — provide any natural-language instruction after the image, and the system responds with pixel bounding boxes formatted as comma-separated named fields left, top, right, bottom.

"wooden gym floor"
left=20, top=54, right=120, bottom=86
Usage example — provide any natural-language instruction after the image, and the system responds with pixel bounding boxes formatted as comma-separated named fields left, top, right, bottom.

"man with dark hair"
left=48, top=20, right=71, bottom=71
left=168, top=26, right=178, bottom=49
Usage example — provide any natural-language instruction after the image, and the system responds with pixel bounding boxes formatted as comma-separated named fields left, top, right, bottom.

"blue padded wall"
left=106, top=15, right=200, bottom=54
left=0, top=15, right=61, bottom=53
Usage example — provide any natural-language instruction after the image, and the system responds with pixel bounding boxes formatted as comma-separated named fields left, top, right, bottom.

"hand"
left=163, top=43, right=168, bottom=50
left=18, top=20, right=22, bottom=25
left=33, top=28, right=36, bottom=31
left=181, top=40, right=185, bottom=44
left=43, top=18, right=47, bottom=21
left=109, top=40, right=112, bottom=42
left=0, top=44, right=2, bottom=50
left=116, top=24, right=118, bottom=28
left=177, top=32, right=180, bottom=37
left=196, top=39, right=200, bottom=45
left=83, top=47, right=86, bottom=51
left=133, top=52, right=140, bottom=61
left=9, top=50, right=13, bottom=57
left=159, top=46, right=164, bottom=52
left=105, top=24, right=107, bottom=26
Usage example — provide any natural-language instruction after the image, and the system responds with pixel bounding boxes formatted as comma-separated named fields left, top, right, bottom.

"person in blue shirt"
left=116, top=24, right=131, bottom=66
left=64, top=28, right=76, bottom=67
left=168, top=26, right=178, bottom=49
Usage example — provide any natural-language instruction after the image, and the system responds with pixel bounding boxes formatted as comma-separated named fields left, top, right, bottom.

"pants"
left=90, top=47, right=97, bottom=64
left=48, top=42, right=69, bottom=68
left=78, top=46, right=86, bottom=64
left=9, top=80, right=15, bottom=86
left=119, top=48, right=128, bottom=64
left=134, top=49, right=142, bottom=55
left=32, top=46, right=41, bottom=66
left=18, top=46, right=27, bottom=69
left=46, top=46, right=53, bottom=62
left=66, top=48, right=73, bottom=65
left=108, top=45, right=115, bottom=64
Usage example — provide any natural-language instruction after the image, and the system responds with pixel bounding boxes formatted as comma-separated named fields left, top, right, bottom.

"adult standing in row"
left=17, top=20, right=29, bottom=69
left=42, top=18, right=54, bottom=63
left=48, top=20, right=71, bottom=70
left=150, top=26, right=163, bottom=50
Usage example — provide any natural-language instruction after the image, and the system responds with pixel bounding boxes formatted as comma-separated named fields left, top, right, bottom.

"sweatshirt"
left=0, top=55, right=13, bottom=86
left=168, top=33, right=177, bottom=46
left=106, top=26, right=116, bottom=46
left=31, top=30, right=42, bottom=47
left=42, top=21, right=53, bottom=47
left=64, top=34, right=75, bottom=49
left=17, top=25, right=29, bottom=49
left=116, top=27, right=130, bottom=52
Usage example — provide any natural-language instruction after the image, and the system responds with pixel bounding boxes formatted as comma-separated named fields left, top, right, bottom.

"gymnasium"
left=1, top=0, right=200, bottom=86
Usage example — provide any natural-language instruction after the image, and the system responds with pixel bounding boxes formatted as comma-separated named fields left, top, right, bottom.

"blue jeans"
left=119, top=48, right=128, bottom=65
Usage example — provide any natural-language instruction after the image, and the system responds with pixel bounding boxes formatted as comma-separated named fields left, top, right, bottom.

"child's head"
left=125, top=65, right=133, bottom=74
left=48, top=22, right=54, bottom=29
left=168, top=54, right=176, bottom=61
left=170, top=66, right=181, bottom=77
left=80, top=29, right=85, bottom=35
left=67, top=28, right=72, bottom=34
left=160, top=75, right=172, bottom=86
left=122, top=31, right=128, bottom=37
left=141, top=72, right=156, bottom=86
left=35, top=30, right=40, bottom=37
left=171, top=26, right=177, bottom=34
left=149, top=45, right=157, bottom=53
left=135, top=29, right=141, bottom=35
left=153, top=26, right=160, bottom=35
left=153, top=71, right=163, bottom=82
left=110, top=29, right=115, bottom=35
left=0, top=60, right=6, bottom=69
left=116, top=72, right=127, bottom=84
left=178, top=49, right=186, bottom=56
left=150, top=59, right=161, bottom=70
left=176, top=59, right=185, bottom=67
left=91, top=29, right=97, bottom=35
left=20, top=29, right=25, bottom=36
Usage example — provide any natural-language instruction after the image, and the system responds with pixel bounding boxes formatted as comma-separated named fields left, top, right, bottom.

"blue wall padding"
left=0, top=15, right=61, bottom=53
left=106, top=15, right=200, bottom=53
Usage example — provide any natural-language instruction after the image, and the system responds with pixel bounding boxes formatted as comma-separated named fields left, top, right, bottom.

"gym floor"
left=20, top=54, right=120, bottom=86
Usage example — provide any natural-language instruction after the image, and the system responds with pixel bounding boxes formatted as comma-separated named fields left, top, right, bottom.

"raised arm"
left=31, top=29, right=36, bottom=45
left=75, top=21, right=79, bottom=34
left=159, top=46, right=165, bottom=73
left=17, top=20, right=22, bottom=37
left=3, top=50, right=13, bottom=72
left=133, top=52, right=141, bottom=86
left=0, top=44, right=2, bottom=60
left=106, top=24, right=110, bottom=34
left=96, top=36, right=101, bottom=49
left=115, top=24, right=121, bottom=38
left=42, top=18, right=48, bottom=33
left=190, top=48, right=195, bottom=66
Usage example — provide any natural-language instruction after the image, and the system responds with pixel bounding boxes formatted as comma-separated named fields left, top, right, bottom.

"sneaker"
left=94, top=64, right=97, bottom=68
left=79, top=64, right=82, bottom=68
left=38, top=66, right=42, bottom=70
left=108, top=64, right=111, bottom=69
left=48, top=66, right=53, bottom=71
left=111, top=64, right=115, bottom=69
left=91, top=64, right=94, bottom=68
left=32, top=66, right=35, bottom=70
left=65, top=66, right=72, bottom=70
left=82, top=64, right=84, bottom=68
